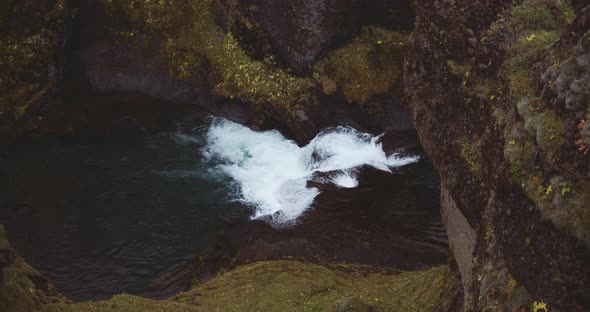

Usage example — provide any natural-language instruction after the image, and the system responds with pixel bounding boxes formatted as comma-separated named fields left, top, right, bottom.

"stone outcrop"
left=2, top=0, right=590, bottom=311
left=0, top=0, right=69, bottom=127
left=215, top=0, right=414, bottom=75
left=59, top=0, right=414, bottom=142
left=405, top=0, right=590, bottom=310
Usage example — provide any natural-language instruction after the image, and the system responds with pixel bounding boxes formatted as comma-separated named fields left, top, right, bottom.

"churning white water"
left=203, top=118, right=419, bottom=225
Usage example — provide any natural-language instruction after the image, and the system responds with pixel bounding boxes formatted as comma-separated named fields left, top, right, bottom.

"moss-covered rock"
left=102, top=0, right=408, bottom=122
left=0, top=0, right=69, bottom=123
left=0, top=248, right=68, bottom=312
left=104, top=0, right=313, bottom=112
left=314, top=27, right=406, bottom=105
left=172, top=261, right=460, bottom=312
left=488, top=0, right=590, bottom=243
left=405, top=0, right=590, bottom=310
left=1, top=251, right=461, bottom=312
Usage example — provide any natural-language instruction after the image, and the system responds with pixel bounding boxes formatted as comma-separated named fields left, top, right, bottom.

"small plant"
left=530, top=301, right=548, bottom=312
left=537, top=184, right=552, bottom=197
left=545, top=185, right=553, bottom=196
left=559, top=182, right=571, bottom=196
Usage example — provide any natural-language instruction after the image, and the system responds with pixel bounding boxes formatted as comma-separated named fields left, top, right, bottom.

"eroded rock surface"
left=405, top=0, right=590, bottom=310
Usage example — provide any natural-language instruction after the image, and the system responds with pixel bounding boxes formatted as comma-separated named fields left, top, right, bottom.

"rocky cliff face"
left=0, top=0, right=69, bottom=128
left=52, top=0, right=414, bottom=142
left=2, top=0, right=590, bottom=311
left=405, top=0, right=590, bottom=310
left=215, top=0, right=414, bottom=75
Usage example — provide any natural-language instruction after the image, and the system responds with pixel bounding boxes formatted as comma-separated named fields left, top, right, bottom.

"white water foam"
left=203, top=118, right=419, bottom=225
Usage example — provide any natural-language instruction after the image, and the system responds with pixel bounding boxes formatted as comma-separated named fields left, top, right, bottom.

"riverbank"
left=0, top=243, right=462, bottom=312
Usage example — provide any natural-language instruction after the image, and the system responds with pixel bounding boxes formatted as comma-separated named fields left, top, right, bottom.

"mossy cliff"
left=1, top=245, right=461, bottom=312
left=3, top=0, right=590, bottom=311
left=76, top=0, right=410, bottom=141
left=405, top=0, right=590, bottom=310
left=0, top=0, right=69, bottom=125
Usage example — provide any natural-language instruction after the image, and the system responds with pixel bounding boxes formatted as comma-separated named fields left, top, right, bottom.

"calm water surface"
left=0, top=119, right=447, bottom=301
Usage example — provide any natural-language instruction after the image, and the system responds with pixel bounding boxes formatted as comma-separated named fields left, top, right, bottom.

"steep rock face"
left=215, top=0, right=414, bottom=74
left=405, top=0, right=590, bottom=310
left=61, top=0, right=414, bottom=143
left=0, top=0, right=69, bottom=127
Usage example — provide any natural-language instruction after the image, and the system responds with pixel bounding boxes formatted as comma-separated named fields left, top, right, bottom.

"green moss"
left=105, top=0, right=313, bottom=112
left=459, top=138, right=483, bottom=179
left=505, top=30, right=560, bottom=98
left=535, top=109, right=565, bottom=163
left=447, top=59, right=473, bottom=86
left=173, top=261, right=459, bottom=312
left=0, top=252, right=68, bottom=312
left=4, top=257, right=460, bottom=312
left=560, top=182, right=590, bottom=235
left=505, top=138, right=536, bottom=183
left=105, top=1, right=408, bottom=112
left=487, top=0, right=573, bottom=99
left=313, top=27, right=406, bottom=105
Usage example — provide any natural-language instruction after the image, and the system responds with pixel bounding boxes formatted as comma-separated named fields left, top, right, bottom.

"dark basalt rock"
left=215, top=0, right=414, bottom=75
left=0, top=225, right=10, bottom=268
left=405, top=0, right=590, bottom=310
left=0, top=0, right=70, bottom=128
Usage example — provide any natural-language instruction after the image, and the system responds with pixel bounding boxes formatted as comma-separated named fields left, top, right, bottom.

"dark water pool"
left=0, top=121, right=447, bottom=302
left=0, top=130, right=238, bottom=301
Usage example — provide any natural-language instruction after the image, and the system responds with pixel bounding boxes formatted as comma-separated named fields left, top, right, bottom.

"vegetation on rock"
left=104, top=0, right=406, bottom=114
left=0, top=0, right=68, bottom=122
left=479, top=0, right=590, bottom=242
left=313, top=27, right=406, bottom=105
left=1, top=250, right=461, bottom=312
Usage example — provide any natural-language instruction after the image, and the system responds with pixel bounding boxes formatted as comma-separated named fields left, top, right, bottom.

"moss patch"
left=105, top=1, right=407, bottom=113
left=173, top=261, right=459, bottom=312
left=486, top=0, right=573, bottom=98
left=313, top=27, right=406, bottom=105
left=3, top=257, right=460, bottom=312
left=485, top=0, right=590, bottom=241
left=506, top=30, right=560, bottom=98
left=105, top=0, right=313, bottom=112
left=0, top=251, right=68, bottom=312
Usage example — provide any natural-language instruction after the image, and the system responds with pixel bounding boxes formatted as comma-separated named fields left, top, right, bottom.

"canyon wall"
left=405, top=0, right=590, bottom=310
left=1, top=0, right=589, bottom=311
